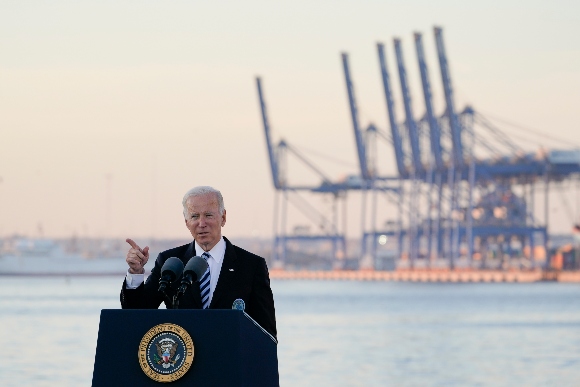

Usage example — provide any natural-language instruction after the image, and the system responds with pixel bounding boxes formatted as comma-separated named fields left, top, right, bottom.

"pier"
left=270, top=269, right=580, bottom=283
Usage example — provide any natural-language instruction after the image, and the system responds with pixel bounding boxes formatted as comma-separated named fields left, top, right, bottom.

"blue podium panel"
left=92, top=310, right=278, bottom=386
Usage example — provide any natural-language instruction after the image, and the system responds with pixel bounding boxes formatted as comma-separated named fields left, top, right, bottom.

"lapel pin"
left=229, top=268, right=234, bottom=271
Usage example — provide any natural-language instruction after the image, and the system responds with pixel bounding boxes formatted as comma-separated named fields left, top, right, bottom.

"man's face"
left=184, top=193, right=226, bottom=251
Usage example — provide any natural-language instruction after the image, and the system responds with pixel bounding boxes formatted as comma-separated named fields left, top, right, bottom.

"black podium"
left=92, top=310, right=279, bottom=386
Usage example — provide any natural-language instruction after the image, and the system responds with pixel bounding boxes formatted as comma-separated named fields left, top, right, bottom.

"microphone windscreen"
left=183, top=256, right=209, bottom=282
left=160, top=257, right=184, bottom=281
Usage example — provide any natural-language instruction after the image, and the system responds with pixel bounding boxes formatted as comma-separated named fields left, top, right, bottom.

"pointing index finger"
left=126, top=238, right=141, bottom=252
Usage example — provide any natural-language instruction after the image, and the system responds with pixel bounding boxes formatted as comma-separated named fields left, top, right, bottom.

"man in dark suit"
left=120, top=186, right=277, bottom=339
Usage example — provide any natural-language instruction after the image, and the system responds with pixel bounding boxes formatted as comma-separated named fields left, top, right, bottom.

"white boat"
left=0, top=237, right=129, bottom=276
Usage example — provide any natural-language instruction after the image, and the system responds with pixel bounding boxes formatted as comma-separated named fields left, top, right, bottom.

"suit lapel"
left=210, top=237, right=237, bottom=308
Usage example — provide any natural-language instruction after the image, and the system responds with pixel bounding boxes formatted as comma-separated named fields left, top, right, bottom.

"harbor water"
left=0, top=277, right=579, bottom=386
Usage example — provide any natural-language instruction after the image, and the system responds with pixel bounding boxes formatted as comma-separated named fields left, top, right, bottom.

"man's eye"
left=191, top=215, right=199, bottom=219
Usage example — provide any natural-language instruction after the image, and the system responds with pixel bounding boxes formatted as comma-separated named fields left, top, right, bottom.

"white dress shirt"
left=125, top=237, right=226, bottom=307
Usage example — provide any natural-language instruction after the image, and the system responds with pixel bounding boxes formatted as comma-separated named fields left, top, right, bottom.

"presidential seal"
left=138, top=323, right=194, bottom=383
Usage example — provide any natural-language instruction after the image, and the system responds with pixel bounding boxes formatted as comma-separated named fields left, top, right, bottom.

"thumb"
left=143, top=246, right=150, bottom=256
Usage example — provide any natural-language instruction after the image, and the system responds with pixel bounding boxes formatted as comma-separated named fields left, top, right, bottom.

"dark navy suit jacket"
left=120, top=236, right=277, bottom=338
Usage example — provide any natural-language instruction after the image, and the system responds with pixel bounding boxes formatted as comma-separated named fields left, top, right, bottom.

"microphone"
left=177, top=256, right=208, bottom=296
left=232, top=298, right=245, bottom=311
left=158, top=257, right=184, bottom=293
left=182, top=256, right=209, bottom=287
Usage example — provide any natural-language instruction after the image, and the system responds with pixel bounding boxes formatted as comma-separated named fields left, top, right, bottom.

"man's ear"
left=221, top=210, right=227, bottom=227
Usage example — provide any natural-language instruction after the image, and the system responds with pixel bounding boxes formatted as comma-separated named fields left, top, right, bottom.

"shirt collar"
left=194, top=237, right=225, bottom=264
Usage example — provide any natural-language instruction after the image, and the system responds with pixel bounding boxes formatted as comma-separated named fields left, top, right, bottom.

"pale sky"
left=1, top=0, right=579, bottom=240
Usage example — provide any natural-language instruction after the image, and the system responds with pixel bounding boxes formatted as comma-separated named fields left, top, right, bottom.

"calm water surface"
left=0, top=277, right=579, bottom=386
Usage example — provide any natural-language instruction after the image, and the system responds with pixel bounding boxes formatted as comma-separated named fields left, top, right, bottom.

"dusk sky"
left=1, top=0, right=579, bottom=240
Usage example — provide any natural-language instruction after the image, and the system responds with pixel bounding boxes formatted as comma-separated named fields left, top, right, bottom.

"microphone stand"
left=159, top=286, right=177, bottom=309
left=172, top=294, right=180, bottom=309
left=159, top=279, right=181, bottom=309
left=159, top=289, right=181, bottom=309
left=173, top=282, right=190, bottom=309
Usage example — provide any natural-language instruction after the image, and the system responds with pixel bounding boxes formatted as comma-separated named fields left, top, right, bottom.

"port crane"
left=257, top=27, right=580, bottom=271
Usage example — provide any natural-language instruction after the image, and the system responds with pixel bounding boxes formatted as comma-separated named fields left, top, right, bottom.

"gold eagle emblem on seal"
left=138, top=323, right=194, bottom=383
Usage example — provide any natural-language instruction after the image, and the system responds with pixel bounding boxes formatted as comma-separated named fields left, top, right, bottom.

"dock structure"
left=257, top=27, right=580, bottom=272
left=269, top=269, right=580, bottom=283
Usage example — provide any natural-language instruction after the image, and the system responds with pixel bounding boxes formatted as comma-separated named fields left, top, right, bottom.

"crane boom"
left=414, top=32, right=444, bottom=171
left=341, top=53, right=371, bottom=180
left=394, top=38, right=423, bottom=174
left=256, top=77, right=281, bottom=189
left=434, top=26, right=464, bottom=168
left=377, top=42, right=407, bottom=178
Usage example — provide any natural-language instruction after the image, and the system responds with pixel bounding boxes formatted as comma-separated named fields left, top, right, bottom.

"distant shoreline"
left=3, top=269, right=579, bottom=283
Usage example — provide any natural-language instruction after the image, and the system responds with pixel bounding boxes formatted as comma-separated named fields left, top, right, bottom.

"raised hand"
left=125, top=238, right=150, bottom=274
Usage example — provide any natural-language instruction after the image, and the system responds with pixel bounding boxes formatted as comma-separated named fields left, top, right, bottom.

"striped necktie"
left=199, top=252, right=211, bottom=309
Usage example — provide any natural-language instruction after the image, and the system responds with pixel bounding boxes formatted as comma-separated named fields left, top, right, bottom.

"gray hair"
left=182, top=186, right=225, bottom=218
